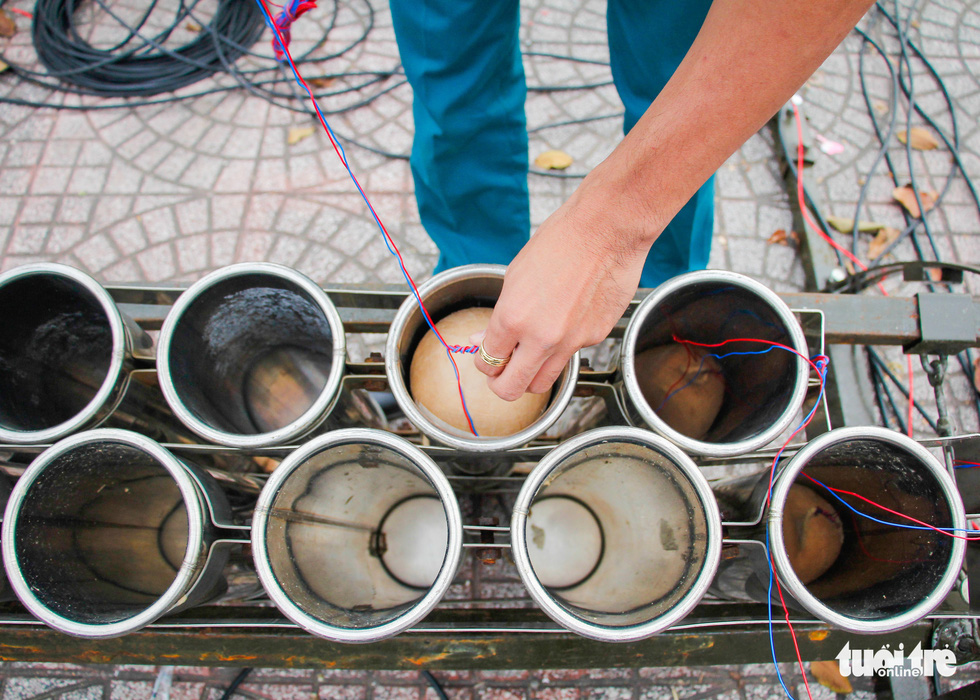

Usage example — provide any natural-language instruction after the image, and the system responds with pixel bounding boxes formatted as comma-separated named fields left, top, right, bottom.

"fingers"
left=487, top=342, right=551, bottom=402
left=527, top=352, right=572, bottom=394
left=472, top=316, right=518, bottom=379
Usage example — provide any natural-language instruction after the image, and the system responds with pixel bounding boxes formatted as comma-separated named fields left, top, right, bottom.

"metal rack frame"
left=0, top=284, right=978, bottom=669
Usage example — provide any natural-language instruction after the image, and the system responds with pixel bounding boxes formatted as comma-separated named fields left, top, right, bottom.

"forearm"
left=577, top=0, right=875, bottom=253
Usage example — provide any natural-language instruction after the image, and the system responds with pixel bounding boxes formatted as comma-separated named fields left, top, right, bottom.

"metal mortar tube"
left=156, top=263, right=371, bottom=448
left=619, top=270, right=810, bottom=458
left=251, top=429, right=463, bottom=643
left=1, top=429, right=244, bottom=638
left=0, top=263, right=188, bottom=444
left=711, top=426, right=967, bottom=634
left=510, top=426, right=723, bottom=642
left=384, top=264, right=579, bottom=455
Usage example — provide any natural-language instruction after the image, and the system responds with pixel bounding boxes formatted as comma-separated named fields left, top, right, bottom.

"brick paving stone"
left=109, top=680, right=155, bottom=700
left=530, top=688, right=581, bottom=700
left=477, top=690, right=525, bottom=700
left=579, top=690, right=630, bottom=700
left=476, top=671, right=531, bottom=683
left=317, top=685, right=368, bottom=700
left=372, top=686, right=421, bottom=700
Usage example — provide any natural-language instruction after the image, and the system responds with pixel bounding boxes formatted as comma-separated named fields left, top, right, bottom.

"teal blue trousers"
left=390, top=0, right=714, bottom=288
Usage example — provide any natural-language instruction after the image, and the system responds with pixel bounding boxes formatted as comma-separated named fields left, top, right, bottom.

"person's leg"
left=607, top=0, right=716, bottom=288
left=390, top=0, right=529, bottom=273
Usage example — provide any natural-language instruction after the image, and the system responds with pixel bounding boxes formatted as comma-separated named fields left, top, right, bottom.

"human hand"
left=473, top=182, right=655, bottom=401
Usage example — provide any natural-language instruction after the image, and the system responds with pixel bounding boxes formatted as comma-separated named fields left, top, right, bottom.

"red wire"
left=789, top=102, right=914, bottom=437
left=798, top=472, right=980, bottom=541
left=671, top=335, right=825, bottom=378
left=258, top=0, right=478, bottom=434
left=849, top=512, right=928, bottom=564
left=771, top=561, right=816, bottom=700
left=658, top=347, right=697, bottom=407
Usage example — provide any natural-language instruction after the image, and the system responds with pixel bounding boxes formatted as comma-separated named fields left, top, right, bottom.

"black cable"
left=0, top=0, right=626, bottom=166
left=773, top=105, right=847, bottom=269
left=863, top=2, right=980, bottom=424
left=29, top=0, right=266, bottom=96
left=421, top=671, right=449, bottom=700
left=852, top=14, right=899, bottom=259
left=867, top=347, right=939, bottom=433
left=870, top=350, right=908, bottom=434
left=218, top=667, right=253, bottom=700
left=832, top=260, right=980, bottom=293
left=853, top=3, right=970, bottom=264
left=0, top=0, right=396, bottom=113
left=867, top=346, right=893, bottom=429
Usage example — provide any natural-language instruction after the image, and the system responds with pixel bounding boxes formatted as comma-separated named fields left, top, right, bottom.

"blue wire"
left=767, top=527, right=797, bottom=700
left=254, top=0, right=480, bottom=435
left=764, top=354, right=829, bottom=700
left=802, top=474, right=976, bottom=535
left=656, top=346, right=779, bottom=410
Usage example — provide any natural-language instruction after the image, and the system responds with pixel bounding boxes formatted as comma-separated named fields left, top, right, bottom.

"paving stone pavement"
left=2, top=0, right=980, bottom=697
left=0, top=662, right=975, bottom=700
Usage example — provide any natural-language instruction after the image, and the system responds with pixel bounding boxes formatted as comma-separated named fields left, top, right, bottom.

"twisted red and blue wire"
left=255, top=10, right=969, bottom=691
left=254, top=0, right=479, bottom=435
left=671, top=336, right=980, bottom=699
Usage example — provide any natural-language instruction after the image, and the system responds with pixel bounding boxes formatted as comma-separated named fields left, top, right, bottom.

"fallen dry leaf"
left=811, top=660, right=853, bottom=694
left=287, top=125, right=316, bottom=145
left=310, top=76, right=337, bottom=89
left=893, top=185, right=939, bottom=218
left=826, top=216, right=885, bottom=234
left=534, top=149, right=573, bottom=170
left=868, top=226, right=900, bottom=260
left=0, top=59, right=8, bottom=74
left=897, top=127, right=939, bottom=151
left=0, top=9, right=15, bottom=38
left=873, top=100, right=889, bottom=114
left=768, top=229, right=788, bottom=245
left=767, top=229, right=799, bottom=246
left=974, top=357, right=980, bottom=395
left=186, top=21, right=202, bottom=32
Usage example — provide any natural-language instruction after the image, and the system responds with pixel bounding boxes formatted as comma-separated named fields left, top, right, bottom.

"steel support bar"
left=0, top=619, right=930, bottom=670
left=108, top=285, right=977, bottom=347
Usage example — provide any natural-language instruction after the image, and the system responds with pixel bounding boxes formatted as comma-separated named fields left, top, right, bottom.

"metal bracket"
left=905, top=293, right=978, bottom=355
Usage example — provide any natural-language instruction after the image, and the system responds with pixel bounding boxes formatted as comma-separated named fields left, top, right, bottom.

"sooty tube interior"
left=262, top=442, right=452, bottom=631
left=633, top=280, right=799, bottom=443
left=13, top=442, right=190, bottom=625
left=524, top=439, right=712, bottom=629
left=0, top=274, right=113, bottom=432
left=168, top=274, right=336, bottom=435
left=787, top=439, right=955, bottom=622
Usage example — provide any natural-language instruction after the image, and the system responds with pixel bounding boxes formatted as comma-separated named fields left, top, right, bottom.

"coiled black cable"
left=29, top=0, right=266, bottom=96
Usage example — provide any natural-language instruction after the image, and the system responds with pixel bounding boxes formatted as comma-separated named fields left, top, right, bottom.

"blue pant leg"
left=389, top=0, right=530, bottom=273
left=607, top=0, right=716, bottom=288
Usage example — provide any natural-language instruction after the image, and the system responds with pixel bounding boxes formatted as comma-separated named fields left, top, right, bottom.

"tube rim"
left=156, top=262, right=347, bottom=448
left=0, top=263, right=129, bottom=444
left=384, top=264, right=580, bottom=452
left=0, top=429, right=209, bottom=638
left=510, top=426, right=723, bottom=642
left=768, top=426, right=967, bottom=634
left=251, top=428, right=463, bottom=643
left=621, top=270, right=810, bottom=457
